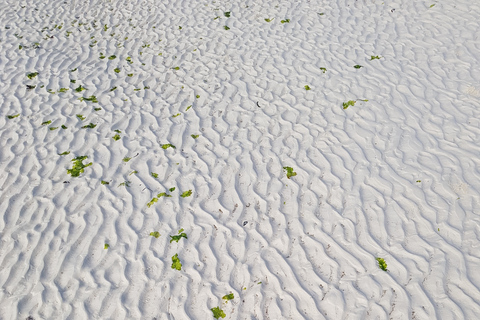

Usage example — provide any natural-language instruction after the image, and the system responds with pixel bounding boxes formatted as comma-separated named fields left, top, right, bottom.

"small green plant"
left=224, top=12, right=231, bottom=17
left=169, top=187, right=175, bottom=192
left=104, top=243, right=109, bottom=249
left=151, top=172, right=158, bottom=178
left=7, top=114, right=20, bottom=119
left=70, top=68, right=77, bottom=72
left=129, top=170, right=138, bottom=175
left=172, top=113, right=181, bottom=118
left=127, top=73, right=133, bottom=77
left=70, top=79, right=76, bottom=83
left=370, top=55, right=381, bottom=60
left=27, top=72, right=38, bottom=79
left=110, top=86, right=117, bottom=91
left=173, top=67, right=180, bottom=70
left=211, top=307, right=226, bottom=319
left=114, top=68, right=120, bottom=73
left=61, top=125, right=68, bottom=129
left=99, top=53, right=105, bottom=59
left=223, top=26, right=230, bottom=30
left=103, top=24, right=108, bottom=31
left=58, top=88, right=69, bottom=93
left=342, top=100, right=356, bottom=109
left=376, top=257, right=388, bottom=271
left=354, top=65, right=363, bottom=69
left=162, top=144, right=176, bottom=149
left=150, top=231, right=161, bottom=238
left=79, top=95, right=98, bottom=103
left=108, top=55, right=116, bottom=60
left=123, top=156, right=131, bottom=162
left=76, top=114, right=85, bottom=121
left=113, top=134, right=120, bottom=141
left=181, top=190, right=192, bottom=198
left=320, top=67, right=327, bottom=73
left=81, top=123, right=96, bottom=129
left=304, top=85, right=311, bottom=90
left=75, top=85, right=86, bottom=92
left=26, top=85, right=36, bottom=90
left=147, top=197, right=158, bottom=208
left=222, top=293, right=234, bottom=302
left=281, top=19, right=290, bottom=23
left=185, top=105, right=192, bottom=111
left=191, top=134, right=199, bottom=139
left=416, top=180, right=421, bottom=183
left=67, top=156, right=92, bottom=177
left=49, top=127, right=58, bottom=131
left=265, top=18, right=274, bottom=22
left=94, top=108, right=101, bottom=111
left=118, top=181, right=131, bottom=187
left=58, top=151, right=70, bottom=155
left=171, top=254, right=182, bottom=270
left=283, top=166, right=297, bottom=179
left=42, top=120, right=52, bottom=125
left=429, top=4, right=435, bottom=8
left=101, top=180, right=110, bottom=185
left=170, top=229, right=187, bottom=243
left=196, top=95, right=200, bottom=99
left=157, top=192, right=172, bottom=198
left=126, top=57, right=133, bottom=64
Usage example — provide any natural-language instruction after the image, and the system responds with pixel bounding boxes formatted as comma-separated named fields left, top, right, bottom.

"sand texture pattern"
left=1, top=0, right=480, bottom=319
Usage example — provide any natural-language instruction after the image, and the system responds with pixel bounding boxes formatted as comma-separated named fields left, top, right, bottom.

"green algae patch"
left=171, top=253, right=182, bottom=270
left=67, top=156, right=92, bottom=177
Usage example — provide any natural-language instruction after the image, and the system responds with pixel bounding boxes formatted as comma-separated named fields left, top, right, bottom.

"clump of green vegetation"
left=196, top=95, right=200, bottom=99
left=224, top=12, right=231, bottom=17
left=162, top=144, right=176, bottom=149
left=147, top=197, right=158, bottom=208
left=171, top=254, right=182, bottom=270
left=342, top=100, right=356, bottom=109
left=157, top=192, right=172, bottom=198
left=76, top=114, right=85, bottom=121
left=26, top=85, right=36, bottom=90
left=172, top=113, right=181, bottom=118
left=42, top=120, right=52, bottom=125
left=185, top=105, right=192, bottom=111
left=79, top=95, right=98, bottom=103
left=173, top=67, right=180, bottom=70
left=58, top=88, right=69, bottom=93
left=61, top=125, right=68, bottom=129
left=354, top=65, right=363, bottom=69
left=191, top=134, right=199, bottom=139
left=320, top=67, right=327, bottom=73
left=47, top=89, right=56, bottom=94
left=181, top=190, right=192, bottom=198
left=304, top=85, right=311, bottom=90
left=127, top=73, right=133, bottom=77
left=150, top=231, right=161, bottom=238
left=223, top=26, right=230, bottom=30
left=75, top=85, right=86, bottom=92
left=123, top=156, right=131, bottom=162
left=211, top=307, right=226, bottom=319
left=376, top=257, right=388, bottom=271
left=114, top=68, right=120, bottom=73
left=49, top=127, right=58, bottom=131
left=118, top=181, right=131, bottom=187
left=283, top=166, right=297, bottom=179
left=126, top=57, right=133, bottom=64
left=222, top=293, right=234, bottom=302
left=27, top=72, right=38, bottom=79
left=170, top=229, right=187, bottom=243
left=110, top=86, right=117, bottom=92
left=81, top=123, right=96, bottom=129
left=169, top=187, right=175, bottom=192
left=151, top=172, right=158, bottom=178
left=265, top=18, right=274, bottom=22
left=70, top=68, right=77, bottom=72
left=281, top=19, right=290, bottom=23
left=129, top=170, right=138, bottom=176
left=370, top=55, right=381, bottom=60
left=108, top=55, right=116, bottom=60
left=58, top=151, right=70, bottom=155
left=101, top=180, right=109, bottom=185
left=67, top=156, right=92, bottom=177
left=7, top=114, right=20, bottom=119
left=113, top=134, right=121, bottom=141
left=416, top=180, right=421, bottom=183
left=94, top=108, right=101, bottom=111
left=104, top=244, right=109, bottom=249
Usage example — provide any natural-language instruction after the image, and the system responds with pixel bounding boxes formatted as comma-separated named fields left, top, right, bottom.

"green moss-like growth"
left=27, top=72, right=38, bottom=79
left=75, top=85, right=86, bottom=92
left=304, top=85, right=311, bottom=90
left=320, top=67, right=327, bottom=73
left=150, top=231, right=160, bottom=238
left=151, top=172, right=158, bottom=178
left=342, top=100, right=356, bottom=109
left=123, top=157, right=131, bottom=162
left=161, top=144, right=176, bottom=149
left=180, top=190, right=192, bottom=198
left=67, top=156, right=92, bottom=177
left=101, top=180, right=109, bottom=185
left=283, top=166, right=297, bottom=179
left=370, top=55, right=381, bottom=60
left=114, top=68, right=121, bottom=73
left=222, top=293, right=234, bottom=302
left=211, top=307, right=226, bottom=319
left=157, top=192, right=172, bottom=198
left=7, top=114, right=20, bottom=119
left=113, top=134, right=120, bottom=141
left=42, top=120, right=52, bottom=125
left=171, top=253, right=182, bottom=270
left=170, top=229, right=187, bottom=243
left=108, top=55, right=116, bottom=60
left=354, top=65, right=363, bottom=69
left=191, top=134, right=199, bottom=139
left=58, top=151, right=70, bottom=156
left=224, top=12, right=231, bottom=17
left=376, top=257, right=388, bottom=271
left=147, top=198, right=158, bottom=208
left=81, top=123, right=96, bottom=129
left=281, top=19, right=290, bottom=23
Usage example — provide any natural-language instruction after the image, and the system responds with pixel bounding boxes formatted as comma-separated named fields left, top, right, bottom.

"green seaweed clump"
left=283, top=166, right=297, bottom=179
left=376, top=257, right=388, bottom=271
left=211, top=307, right=226, bottom=319
left=67, top=156, right=92, bottom=177
left=171, top=253, right=182, bottom=270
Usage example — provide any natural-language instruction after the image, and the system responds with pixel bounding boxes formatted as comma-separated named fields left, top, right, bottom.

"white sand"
left=1, top=0, right=480, bottom=319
